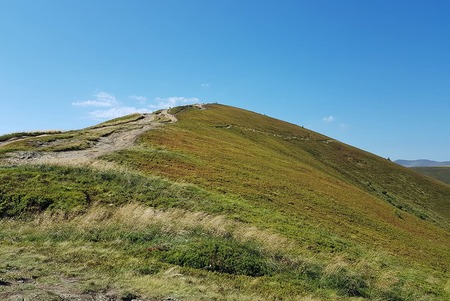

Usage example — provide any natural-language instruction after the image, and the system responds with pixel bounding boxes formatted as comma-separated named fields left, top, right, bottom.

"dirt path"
left=0, top=107, right=194, bottom=300
left=162, top=109, right=178, bottom=122
left=1, top=109, right=177, bottom=166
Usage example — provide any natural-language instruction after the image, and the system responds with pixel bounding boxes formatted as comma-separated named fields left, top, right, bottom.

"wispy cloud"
left=73, top=91, right=150, bottom=120
left=73, top=91, right=201, bottom=121
left=201, top=83, right=210, bottom=88
left=322, top=115, right=335, bottom=122
left=72, top=91, right=119, bottom=107
left=150, top=97, right=200, bottom=110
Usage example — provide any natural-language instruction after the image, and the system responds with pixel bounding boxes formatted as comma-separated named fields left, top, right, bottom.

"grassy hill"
left=0, top=104, right=449, bottom=301
left=412, top=166, right=450, bottom=184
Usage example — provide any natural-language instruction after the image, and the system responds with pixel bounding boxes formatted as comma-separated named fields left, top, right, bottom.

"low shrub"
left=159, top=237, right=270, bottom=277
left=320, top=266, right=369, bottom=297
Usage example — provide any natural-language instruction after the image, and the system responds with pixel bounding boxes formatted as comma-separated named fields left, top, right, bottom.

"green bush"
left=320, top=267, right=369, bottom=297
left=159, top=237, right=270, bottom=277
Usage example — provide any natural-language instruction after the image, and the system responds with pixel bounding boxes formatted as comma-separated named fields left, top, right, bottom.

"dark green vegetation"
left=0, top=165, right=211, bottom=217
left=1, top=104, right=449, bottom=300
left=413, top=166, right=450, bottom=184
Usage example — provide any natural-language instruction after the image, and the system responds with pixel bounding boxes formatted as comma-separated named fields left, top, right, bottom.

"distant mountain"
left=395, top=159, right=450, bottom=167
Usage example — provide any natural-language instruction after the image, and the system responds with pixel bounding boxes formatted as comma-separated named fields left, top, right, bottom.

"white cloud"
left=72, top=91, right=118, bottom=107
left=73, top=91, right=150, bottom=121
left=73, top=91, right=201, bottom=121
left=150, top=97, right=200, bottom=110
left=201, top=83, right=210, bottom=88
left=322, top=116, right=335, bottom=122
left=88, top=107, right=151, bottom=120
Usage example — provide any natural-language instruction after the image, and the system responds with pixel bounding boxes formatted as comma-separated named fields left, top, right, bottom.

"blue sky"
left=1, top=0, right=449, bottom=161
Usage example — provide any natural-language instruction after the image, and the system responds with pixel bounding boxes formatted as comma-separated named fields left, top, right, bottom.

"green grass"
left=1, top=104, right=450, bottom=300
left=1, top=164, right=447, bottom=299
left=168, top=104, right=197, bottom=115
left=0, top=164, right=230, bottom=216
left=89, top=113, right=145, bottom=128
left=104, top=105, right=450, bottom=264
left=158, top=236, right=271, bottom=277
left=0, top=129, right=116, bottom=156
left=2, top=202, right=447, bottom=300
left=0, top=130, right=62, bottom=142
left=412, top=166, right=450, bottom=184
left=101, top=104, right=450, bottom=298
left=0, top=113, right=146, bottom=157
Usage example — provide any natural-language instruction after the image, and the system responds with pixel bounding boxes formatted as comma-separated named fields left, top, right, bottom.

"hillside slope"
left=412, top=166, right=450, bottom=184
left=1, top=104, right=449, bottom=301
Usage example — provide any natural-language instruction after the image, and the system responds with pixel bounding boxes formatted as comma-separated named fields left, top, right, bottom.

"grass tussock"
left=89, top=113, right=145, bottom=129
left=0, top=130, right=62, bottom=142
left=0, top=112, right=150, bottom=157
left=0, top=128, right=116, bottom=156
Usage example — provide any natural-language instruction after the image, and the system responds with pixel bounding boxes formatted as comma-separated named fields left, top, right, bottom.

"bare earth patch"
left=1, top=110, right=177, bottom=167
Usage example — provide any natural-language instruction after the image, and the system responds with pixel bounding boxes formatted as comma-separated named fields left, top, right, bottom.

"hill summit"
left=0, top=104, right=449, bottom=301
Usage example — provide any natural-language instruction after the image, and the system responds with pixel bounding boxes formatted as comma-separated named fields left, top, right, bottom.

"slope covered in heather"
left=412, top=166, right=450, bottom=184
left=0, top=104, right=449, bottom=301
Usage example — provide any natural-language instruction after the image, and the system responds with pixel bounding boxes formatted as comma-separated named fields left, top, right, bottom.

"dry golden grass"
left=33, top=203, right=294, bottom=255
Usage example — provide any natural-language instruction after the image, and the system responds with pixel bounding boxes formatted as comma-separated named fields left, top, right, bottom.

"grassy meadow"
left=0, top=104, right=449, bottom=300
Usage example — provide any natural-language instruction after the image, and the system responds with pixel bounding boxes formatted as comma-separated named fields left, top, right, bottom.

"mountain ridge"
left=395, top=159, right=450, bottom=167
